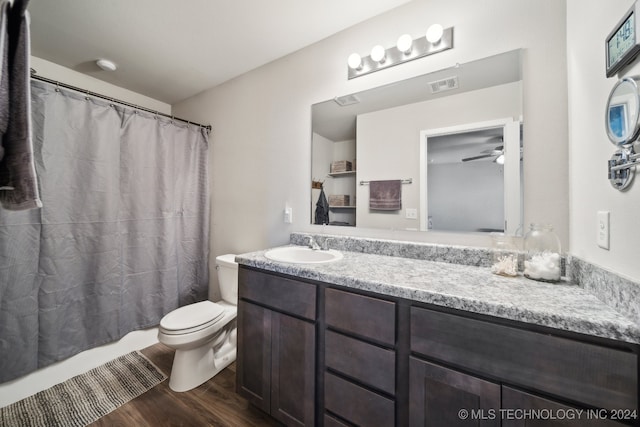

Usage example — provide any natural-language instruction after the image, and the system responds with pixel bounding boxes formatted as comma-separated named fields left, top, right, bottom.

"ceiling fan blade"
left=461, top=153, right=494, bottom=162
left=480, top=145, right=504, bottom=154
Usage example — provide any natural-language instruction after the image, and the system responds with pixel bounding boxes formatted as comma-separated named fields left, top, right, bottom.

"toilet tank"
left=216, top=254, right=238, bottom=304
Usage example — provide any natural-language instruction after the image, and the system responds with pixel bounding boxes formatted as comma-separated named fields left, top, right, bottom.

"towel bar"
left=359, top=178, right=412, bottom=185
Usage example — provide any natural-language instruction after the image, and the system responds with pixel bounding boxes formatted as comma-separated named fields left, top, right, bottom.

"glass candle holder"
left=490, top=233, right=518, bottom=277
left=523, top=224, right=562, bottom=283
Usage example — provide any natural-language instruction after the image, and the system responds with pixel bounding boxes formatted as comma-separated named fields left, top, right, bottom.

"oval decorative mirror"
left=606, top=76, right=640, bottom=147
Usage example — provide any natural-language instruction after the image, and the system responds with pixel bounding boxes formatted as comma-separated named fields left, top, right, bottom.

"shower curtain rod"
left=29, top=69, right=212, bottom=131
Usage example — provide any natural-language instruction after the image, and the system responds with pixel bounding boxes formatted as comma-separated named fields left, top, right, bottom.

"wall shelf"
left=328, top=171, right=356, bottom=177
left=329, top=205, right=356, bottom=209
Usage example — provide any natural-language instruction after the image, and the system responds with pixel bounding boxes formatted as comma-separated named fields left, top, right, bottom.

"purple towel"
left=0, top=0, right=41, bottom=210
left=369, top=180, right=401, bottom=210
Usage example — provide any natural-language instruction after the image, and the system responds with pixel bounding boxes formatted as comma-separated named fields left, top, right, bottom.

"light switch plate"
left=597, top=211, right=610, bottom=250
left=284, top=206, right=293, bottom=224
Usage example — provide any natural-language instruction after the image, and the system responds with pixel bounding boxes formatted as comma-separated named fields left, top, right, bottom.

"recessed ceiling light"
left=96, top=59, right=117, bottom=72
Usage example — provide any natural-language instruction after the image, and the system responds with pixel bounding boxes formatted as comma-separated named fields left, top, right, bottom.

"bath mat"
left=0, top=351, right=167, bottom=427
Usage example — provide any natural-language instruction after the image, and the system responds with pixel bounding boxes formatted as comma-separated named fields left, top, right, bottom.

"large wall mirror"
left=311, top=49, right=523, bottom=235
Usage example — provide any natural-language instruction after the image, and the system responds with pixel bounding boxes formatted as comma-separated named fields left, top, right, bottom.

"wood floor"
left=89, top=343, right=280, bottom=427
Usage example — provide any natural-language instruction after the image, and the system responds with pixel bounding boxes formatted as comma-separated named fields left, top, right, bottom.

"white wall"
left=173, top=0, right=568, bottom=272
left=31, top=57, right=171, bottom=114
left=567, top=0, right=640, bottom=281
left=356, top=82, right=521, bottom=230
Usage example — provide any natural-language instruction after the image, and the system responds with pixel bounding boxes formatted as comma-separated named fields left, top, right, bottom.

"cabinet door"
left=410, top=357, right=500, bottom=427
left=236, top=300, right=272, bottom=413
left=271, top=312, right=316, bottom=427
left=502, top=386, right=628, bottom=427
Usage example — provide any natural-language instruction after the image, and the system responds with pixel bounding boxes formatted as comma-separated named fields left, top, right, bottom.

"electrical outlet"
left=406, top=208, right=418, bottom=219
left=284, top=206, right=293, bottom=224
left=597, top=211, right=610, bottom=250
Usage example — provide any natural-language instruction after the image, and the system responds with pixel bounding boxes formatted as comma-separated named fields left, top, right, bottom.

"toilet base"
left=168, top=342, right=236, bottom=392
left=164, top=313, right=238, bottom=393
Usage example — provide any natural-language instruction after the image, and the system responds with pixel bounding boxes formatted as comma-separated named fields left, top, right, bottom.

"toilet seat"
left=160, top=301, right=226, bottom=335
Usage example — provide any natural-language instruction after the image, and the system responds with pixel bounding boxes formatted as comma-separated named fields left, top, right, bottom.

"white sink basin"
left=264, top=246, right=343, bottom=264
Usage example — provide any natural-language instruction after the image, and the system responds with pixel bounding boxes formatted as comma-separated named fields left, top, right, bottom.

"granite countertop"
left=236, top=246, right=640, bottom=345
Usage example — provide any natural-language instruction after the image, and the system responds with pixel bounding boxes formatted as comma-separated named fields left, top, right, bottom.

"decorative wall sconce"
left=347, top=24, right=454, bottom=79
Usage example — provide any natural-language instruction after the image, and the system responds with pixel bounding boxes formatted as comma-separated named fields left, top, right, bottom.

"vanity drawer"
left=325, top=288, right=395, bottom=346
left=324, top=372, right=395, bottom=427
left=410, top=306, right=638, bottom=412
left=238, top=268, right=316, bottom=320
left=325, top=330, right=396, bottom=395
left=324, top=414, right=349, bottom=427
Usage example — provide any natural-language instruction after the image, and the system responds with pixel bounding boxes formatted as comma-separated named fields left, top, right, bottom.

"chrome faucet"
left=307, top=236, right=321, bottom=250
left=320, top=237, right=334, bottom=251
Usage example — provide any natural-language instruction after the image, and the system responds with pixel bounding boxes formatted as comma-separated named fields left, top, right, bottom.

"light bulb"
left=496, top=154, right=505, bottom=165
left=426, top=24, right=444, bottom=44
left=348, top=53, right=362, bottom=70
left=370, top=45, right=386, bottom=63
left=397, top=34, right=413, bottom=54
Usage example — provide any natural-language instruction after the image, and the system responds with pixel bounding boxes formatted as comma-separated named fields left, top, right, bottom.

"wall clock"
left=606, top=2, right=640, bottom=77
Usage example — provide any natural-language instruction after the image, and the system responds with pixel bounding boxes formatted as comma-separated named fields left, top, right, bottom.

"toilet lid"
left=160, top=301, right=226, bottom=334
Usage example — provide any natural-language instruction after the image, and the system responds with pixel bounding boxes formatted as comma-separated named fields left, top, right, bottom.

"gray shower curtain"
left=0, top=79, right=210, bottom=382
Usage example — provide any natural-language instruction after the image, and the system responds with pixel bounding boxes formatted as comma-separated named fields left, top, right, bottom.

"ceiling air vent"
left=333, top=94, right=360, bottom=106
left=429, top=76, right=459, bottom=94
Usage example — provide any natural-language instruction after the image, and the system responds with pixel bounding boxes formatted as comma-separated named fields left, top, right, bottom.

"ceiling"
left=27, top=0, right=411, bottom=105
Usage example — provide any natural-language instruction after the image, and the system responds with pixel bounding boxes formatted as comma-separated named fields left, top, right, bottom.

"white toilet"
left=158, top=254, right=238, bottom=392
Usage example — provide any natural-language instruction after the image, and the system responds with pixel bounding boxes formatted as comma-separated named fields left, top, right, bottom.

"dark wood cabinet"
left=502, top=386, right=628, bottom=427
left=410, top=306, right=638, bottom=427
left=238, top=266, right=639, bottom=427
left=237, top=269, right=316, bottom=427
left=410, top=307, right=638, bottom=413
left=409, top=357, right=500, bottom=427
left=236, top=300, right=271, bottom=412
left=325, top=330, right=395, bottom=395
left=271, top=311, right=316, bottom=426
left=323, top=287, right=398, bottom=426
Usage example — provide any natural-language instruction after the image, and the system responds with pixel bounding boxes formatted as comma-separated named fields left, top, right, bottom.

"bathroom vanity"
left=235, top=236, right=640, bottom=427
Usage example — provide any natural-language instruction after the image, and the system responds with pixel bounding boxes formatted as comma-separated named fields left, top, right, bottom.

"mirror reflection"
left=311, top=49, right=523, bottom=234
left=606, top=76, right=640, bottom=147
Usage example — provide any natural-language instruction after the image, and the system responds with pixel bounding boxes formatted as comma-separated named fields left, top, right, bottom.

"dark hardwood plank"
left=89, top=343, right=279, bottom=427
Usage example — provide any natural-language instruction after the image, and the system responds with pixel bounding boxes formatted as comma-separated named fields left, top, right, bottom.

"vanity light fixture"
left=426, top=24, right=444, bottom=44
left=397, top=34, right=413, bottom=55
left=347, top=53, right=363, bottom=71
left=347, top=24, right=454, bottom=79
left=370, top=45, right=386, bottom=64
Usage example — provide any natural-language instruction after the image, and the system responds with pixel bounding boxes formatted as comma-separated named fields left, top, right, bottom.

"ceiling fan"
left=461, top=145, right=504, bottom=163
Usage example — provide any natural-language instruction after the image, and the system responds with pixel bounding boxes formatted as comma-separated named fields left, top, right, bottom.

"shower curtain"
left=0, top=80, right=210, bottom=383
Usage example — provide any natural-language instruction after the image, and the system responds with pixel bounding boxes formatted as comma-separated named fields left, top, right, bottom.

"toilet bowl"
left=158, top=254, right=238, bottom=392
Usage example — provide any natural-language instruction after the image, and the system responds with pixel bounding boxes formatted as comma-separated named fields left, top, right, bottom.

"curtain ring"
left=85, top=89, right=90, bottom=100
left=55, top=82, right=60, bottom=92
